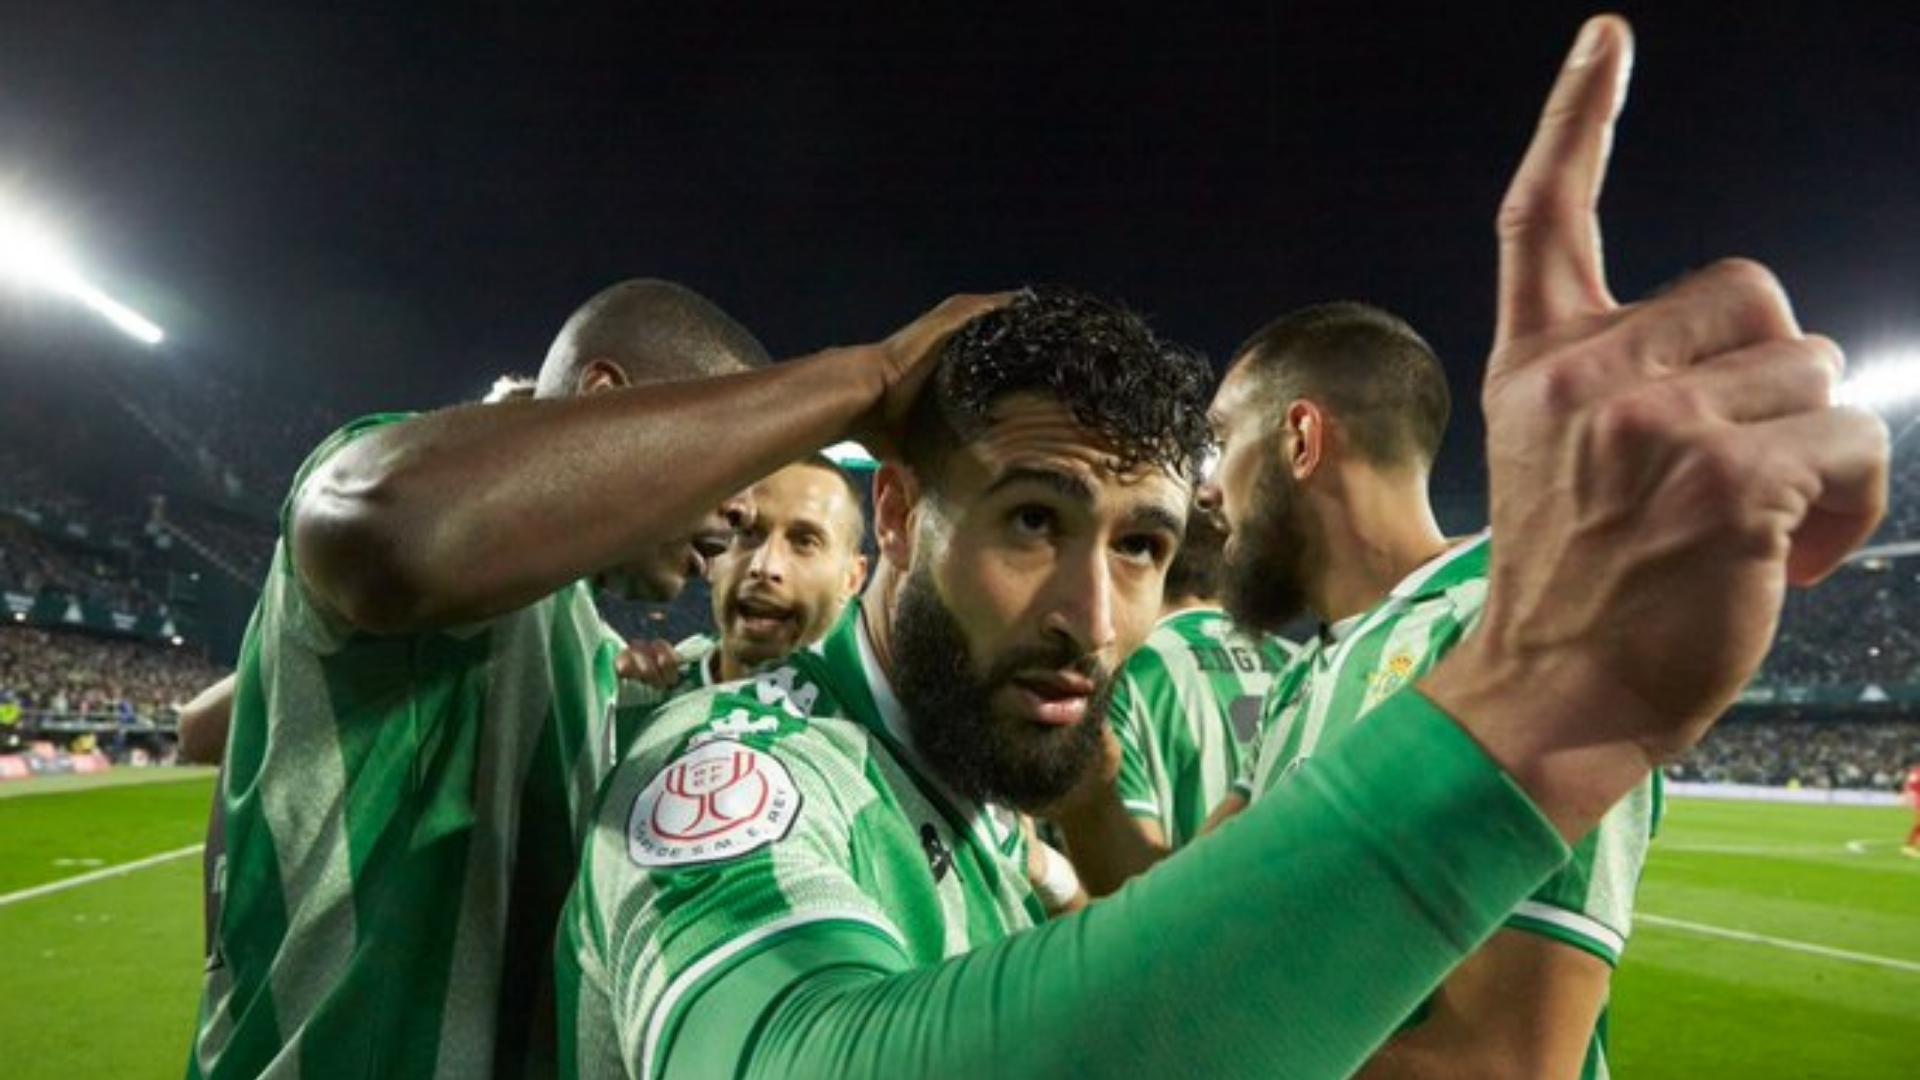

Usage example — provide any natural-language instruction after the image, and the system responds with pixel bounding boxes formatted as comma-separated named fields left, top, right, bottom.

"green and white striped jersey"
left=190, top=415, right=624, bottom=1079
left=1239, top=534, right=1660, bottom=1080
left=611, top=634, right=719, bottom=758
left=557, top=602, right=1040, bottom=1080
left=1110, top=608, right=1296, bottom=847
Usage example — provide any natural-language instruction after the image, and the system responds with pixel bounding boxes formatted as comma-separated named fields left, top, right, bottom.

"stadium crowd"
left=1759, top=561, right=1920, bottom=687
left=0, top=517, right=168, bottom=615
left=1667, top=711, right=1920, bottom=791
left=0, top=626, right=227, bottom=725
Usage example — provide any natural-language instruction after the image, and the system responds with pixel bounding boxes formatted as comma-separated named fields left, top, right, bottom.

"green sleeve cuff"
left=1314, top=689, right=1569, bottom=953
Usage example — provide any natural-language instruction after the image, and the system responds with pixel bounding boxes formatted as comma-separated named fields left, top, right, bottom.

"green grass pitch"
left=0, top=771, right=1912, bottom=1078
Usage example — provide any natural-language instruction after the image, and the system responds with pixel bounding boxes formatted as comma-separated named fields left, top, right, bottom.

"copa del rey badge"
left=628, top=738, right=801, bottom=868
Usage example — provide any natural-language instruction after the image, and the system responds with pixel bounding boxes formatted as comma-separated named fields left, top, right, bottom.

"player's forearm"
left=671, top=694, right=1567, bottom=1078
left=1047, top=792, right=1169, bottom=897
left=175, top=674, right=235, bottom=765
left=293, top=349, right=881, bottom=632
left=1421, top=633, right=1669, bottom=842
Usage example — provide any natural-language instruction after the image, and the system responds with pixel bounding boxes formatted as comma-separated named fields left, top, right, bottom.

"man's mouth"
left=732, top=595, right=797, bottom=638
left=1006, top=671, right=1097, bottom=727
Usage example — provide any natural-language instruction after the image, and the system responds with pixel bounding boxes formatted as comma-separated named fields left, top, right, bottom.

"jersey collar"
left=1154, top=604, right=1224, bottom=632
left=1390, top=531, right=1491, bottom=603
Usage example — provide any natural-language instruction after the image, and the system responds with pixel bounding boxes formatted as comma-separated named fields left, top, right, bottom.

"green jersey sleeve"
left=565, top=691, right=913, bottom=1079
left=269, top=413, right=416, bottom=652
left=1503, top=773, right=1660, bottom=966
left=645, top=690, right=1568, bottom=1079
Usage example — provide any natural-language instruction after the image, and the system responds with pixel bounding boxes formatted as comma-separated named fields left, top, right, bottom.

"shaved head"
left=1228, top=301, right=1450, bottom=470
left=535, top=278, right=770, bottom=398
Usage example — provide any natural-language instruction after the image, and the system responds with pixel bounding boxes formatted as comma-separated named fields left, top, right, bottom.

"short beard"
left=888, top=563, right=1110, bottom=812
left=1221, top=461, right=1312, bottom=633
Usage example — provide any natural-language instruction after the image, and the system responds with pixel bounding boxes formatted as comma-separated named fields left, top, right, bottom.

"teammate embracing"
left=188, top=279, right=999, bottom=1078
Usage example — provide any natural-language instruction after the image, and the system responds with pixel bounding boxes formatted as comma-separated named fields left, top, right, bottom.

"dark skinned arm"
left=175, top=674, right=235, bottom=765
left=293, top=295, right=1002, bottom=634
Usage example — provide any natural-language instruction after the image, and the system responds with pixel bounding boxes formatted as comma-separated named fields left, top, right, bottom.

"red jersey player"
left=1903, top=764, right=1920, bottom=858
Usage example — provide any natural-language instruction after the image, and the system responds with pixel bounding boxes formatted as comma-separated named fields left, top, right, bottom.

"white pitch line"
left=1639, top=913, right=1920, bottom=975
left=0, top=843, right=204, bottom=909
left=1660, top=842, right=1838, bottom=857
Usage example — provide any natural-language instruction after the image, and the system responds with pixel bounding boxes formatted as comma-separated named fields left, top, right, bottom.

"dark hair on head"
left=536, top=278, right=770, bottom=398
left=1230, top=301, right=1450, bottom=468
left=1163, top=508, right=1225, bottom=601
left=902, top=286, right=1213, bottom=485
left=797, top=453, right=871, bottom=549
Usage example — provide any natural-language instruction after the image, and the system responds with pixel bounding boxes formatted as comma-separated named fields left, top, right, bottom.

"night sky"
left=3, top=2, right=1916, bottom=498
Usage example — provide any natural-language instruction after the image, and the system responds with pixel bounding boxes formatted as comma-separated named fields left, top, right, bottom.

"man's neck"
left=1308, top=466, right=1449, bottom=625
left=859, top=561, right=909, bottom=691
left=716, top=647, right=747, bottom=683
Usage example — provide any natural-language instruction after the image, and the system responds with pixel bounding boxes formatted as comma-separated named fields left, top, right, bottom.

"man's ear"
left=578, top=357, right=629, bottom=394
left=844, top=553, right=870, bottom=599
left=871, top=464, right=923, bottom=573
left=1282, top=399, right=1328, bottom=483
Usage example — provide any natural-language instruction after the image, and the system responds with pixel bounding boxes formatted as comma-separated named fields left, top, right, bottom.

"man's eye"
left=1010, top=506, right=1056, bottom=538
left=1116, top=534, right=1168, bottom=564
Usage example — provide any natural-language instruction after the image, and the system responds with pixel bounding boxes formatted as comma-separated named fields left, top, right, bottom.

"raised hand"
left=851, top=292, right=1014, bottom=460
left=1424, top=15, right=1890, bottom=834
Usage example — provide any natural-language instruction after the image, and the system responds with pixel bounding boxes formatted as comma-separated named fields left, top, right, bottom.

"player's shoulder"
left=620, top=657, right=868, bottom=786
left=284, top=413, right=419, bottom=519
left=599, top=658, right=870, bottom=873
left=1141, top=609, right=1238, bottom=668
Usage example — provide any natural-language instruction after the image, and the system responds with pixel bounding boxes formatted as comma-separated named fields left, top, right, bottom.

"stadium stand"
left=1667, top=710, right=1920, bottom=792
left=0, top=625, right=227, bottom=735
left=1757, top=560, right=1920, bottom=689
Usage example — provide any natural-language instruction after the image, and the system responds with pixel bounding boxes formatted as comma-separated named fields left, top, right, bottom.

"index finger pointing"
left=1494, top=15, right=1635, bottom=354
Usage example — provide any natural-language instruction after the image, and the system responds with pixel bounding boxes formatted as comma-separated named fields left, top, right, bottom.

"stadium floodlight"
left=1835, top=347, right=1920, bottom=414
left=0, top=200, right=164, bottom=345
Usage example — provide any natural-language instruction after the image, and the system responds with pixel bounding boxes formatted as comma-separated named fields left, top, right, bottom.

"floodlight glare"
left=822, top=440, right=879, bottom=470
left=1836, top=347, right=1920, bottom=413
left=0, top=202, right=164, bottom=345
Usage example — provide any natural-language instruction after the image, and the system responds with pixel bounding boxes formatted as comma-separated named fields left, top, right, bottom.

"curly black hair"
left=903, top=286, right=1214, bottom=485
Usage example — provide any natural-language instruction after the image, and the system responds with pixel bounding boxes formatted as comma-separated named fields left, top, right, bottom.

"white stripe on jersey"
left=259, top=612, right=357, bottom=1080
left=433, top=608, right=555, bottom=1080
left=1511, top=900, right=1627, bottom=959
